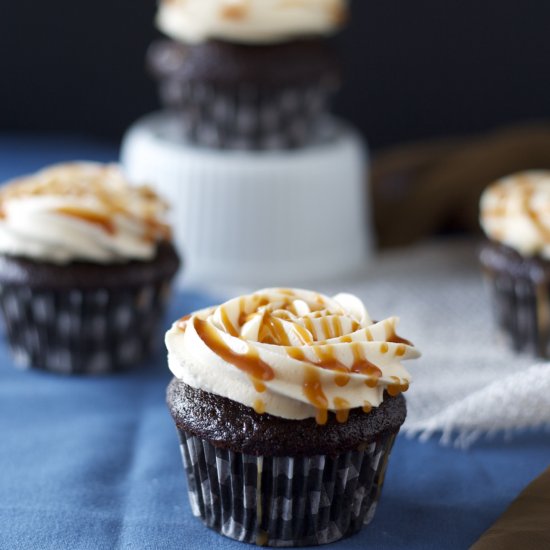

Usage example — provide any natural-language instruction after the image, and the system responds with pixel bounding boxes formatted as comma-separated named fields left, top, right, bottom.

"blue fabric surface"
left=0, top=134, right=118, bottom=182
left=0, top=291, right=549, bottom=550
left=0, top=137, right=549, bottom=549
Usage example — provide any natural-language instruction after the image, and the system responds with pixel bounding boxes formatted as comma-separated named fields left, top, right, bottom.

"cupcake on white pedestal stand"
left=121, top=0, right=372, bottom=287
left=121, top=112, right=370, bottom=287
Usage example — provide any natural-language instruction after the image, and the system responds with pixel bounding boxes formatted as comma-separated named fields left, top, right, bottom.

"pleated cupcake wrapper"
left=177, top=429, right=398, bottom=547
left=159, top=80, right=335, bottom=150
left=0, top=280, right=172, bottom=374
left=485, top=271, right=550, bottom=357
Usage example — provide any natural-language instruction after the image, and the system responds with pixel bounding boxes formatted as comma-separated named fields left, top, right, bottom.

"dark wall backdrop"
left=1, top=1, right=550, bottom=149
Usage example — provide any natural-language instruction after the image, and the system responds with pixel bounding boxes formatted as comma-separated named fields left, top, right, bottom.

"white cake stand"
left=121, top=111, right=372, bottom=288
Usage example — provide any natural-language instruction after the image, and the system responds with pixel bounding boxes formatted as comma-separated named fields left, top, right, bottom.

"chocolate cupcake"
left=480, top=171, right=550, bottom=357
left=0, top=162, right=180, bottom=374
left=148, top=0, right=346, bottom=150
left=165, top=288, right=419, bottom=546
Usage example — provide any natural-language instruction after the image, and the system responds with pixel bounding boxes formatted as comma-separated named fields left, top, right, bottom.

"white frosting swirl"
left=480, top=171, right=550, bottom=259
left=166, top=288, right=419, bottom=423
left=0, top=162, right=172, bottom=264
left=156, top=0, right=348, bottom=45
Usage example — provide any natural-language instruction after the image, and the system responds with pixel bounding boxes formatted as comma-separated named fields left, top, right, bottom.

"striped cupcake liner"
left=177, top=429, right=398, bottom=547
left=485, top=271, right=550, bottom=357
left=0, top=280, right=173, bottom=374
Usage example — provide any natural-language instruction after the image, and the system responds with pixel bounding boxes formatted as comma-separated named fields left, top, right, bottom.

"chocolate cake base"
left=480, top=240, right=550, bottom=357
left=167, top=379, right=406, bottom=457
left=0, top=242, right=180, bottom=374
left=167, top=380, right=405, bottom=546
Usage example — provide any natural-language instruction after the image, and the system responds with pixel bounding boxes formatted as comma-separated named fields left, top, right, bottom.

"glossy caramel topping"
left=303, top=366, right=329, bottom=425
left=253, top=399, right=266, bottom=415
left=171, top=289, right=417, bottom=427
left=334, top=397, right=351, bottom=424
left=194, top=317, right=275, bottom=382
left=0, top=163, right=172, bottom=244
left=387, top=376, right=410, bottom=397
left=480, top=172, right=550, bottom=258
left=55, top=206, right=116, bottom=235
left=176, top=314, right=192, bottom=332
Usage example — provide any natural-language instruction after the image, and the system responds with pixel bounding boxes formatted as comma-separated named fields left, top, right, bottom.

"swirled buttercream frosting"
left=0, top=162, right=171, bottom=264
left=156, top=0, right=348, bottom=45
left=166, top=288, right=420, bottom=425
left=480, top=171, right=550, bottom=259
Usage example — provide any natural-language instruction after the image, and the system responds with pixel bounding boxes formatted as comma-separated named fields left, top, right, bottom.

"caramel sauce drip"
left=303, top=366, right=329, bottom=426
left=334, top=372, right=350, bottom=387
left=176, top=314, right=191, bottom=332
left=350, top=343, right=383, bottom=378
left=387, top=376, right=410, bottom=397
left=55, top=206, right=116, bottom=234
left=303, top=317, right=317, bottom=339
left=142, top=217, right=172, bottom=242
left=0, top=165, right=170, bottom=243
left=253, top=399, right=266, bottom=415
left=386, top=323, right=413, bottom=346
left=219, top=306, right=239, bottom=337
left=194, top=317, right=275, bottom=382
left=220, top=1, right=249, bottom=20
left=258, top=315, right=291, bottom=346
left=293, top=324, right=313, bottom=345
left=252, top=379, right=267, bottom=393
left=334, top=397, right=351, bottom=424
left=321, top=317, right=332, bottom=338
left=522, top=184, right=550, bottom=242
left=363, top=401, right=373, bottom=414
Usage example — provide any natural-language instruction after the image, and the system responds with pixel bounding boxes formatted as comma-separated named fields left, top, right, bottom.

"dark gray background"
left=1, top=1, right=549, bottom=149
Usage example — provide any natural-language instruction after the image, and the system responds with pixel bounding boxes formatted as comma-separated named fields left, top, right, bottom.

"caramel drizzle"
left=55, top=206, right=116, bottom=234
left=386, top=324, right=413, bottom=347
left=220, top=0, right=249, bottom=20
left=387, top=376, right=410, bottom=397
left=333, top=397, right=351, bottom=424
left=0, top=165, right=170, bottom=243
left=190, top=292, right=411, bottom=426
left=303, top=366, right=329, bottom=425
left=194, top=317, right=275, bottom=384
left=176, top=314, right=192, bottom=332
left=253, top=399, right=266, bottom=415
left=484, top=176, right=550, bottom=245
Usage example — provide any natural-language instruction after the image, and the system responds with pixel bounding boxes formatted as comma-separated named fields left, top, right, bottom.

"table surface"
left=1, top=136, right=549, bottom=550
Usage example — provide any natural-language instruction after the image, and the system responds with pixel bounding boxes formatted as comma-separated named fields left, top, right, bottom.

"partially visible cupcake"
left=480, top=171, right=550, bottom=357
left=166, top=288, right=419, bottom=546
left=0, top=162, right=180, bottom=374
left=147, top=0, right=347, bottom=150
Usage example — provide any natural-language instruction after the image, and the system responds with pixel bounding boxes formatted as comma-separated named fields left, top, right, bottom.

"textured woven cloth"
left=216, top=239, right=550, bottom=448
left=318, top=239, right=550, bottom=447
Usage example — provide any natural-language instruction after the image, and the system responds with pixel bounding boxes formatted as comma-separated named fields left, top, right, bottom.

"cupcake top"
left=156, top=0, right=348, bottom=45
left=480, top=171, right=550, bottom=259
left=0, top=162, right=172, bottom=264
left=166, top=288, right=420, bottom=425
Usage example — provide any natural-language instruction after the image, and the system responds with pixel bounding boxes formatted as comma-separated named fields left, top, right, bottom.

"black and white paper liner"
left=159, top=81, right=336, bottom=150
left=177, top=429, right=398, bottom=547
left=486, top=271, right=550, bottom=357
left=0, top=280, right=172, bottom=374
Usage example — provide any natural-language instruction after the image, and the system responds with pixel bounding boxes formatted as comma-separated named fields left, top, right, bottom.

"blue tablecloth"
left=1, top=291, right=549, bottom=550
left=1, top=136, right=549, bottom=549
